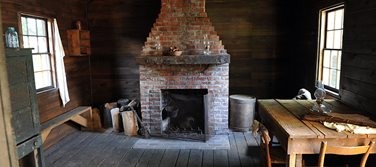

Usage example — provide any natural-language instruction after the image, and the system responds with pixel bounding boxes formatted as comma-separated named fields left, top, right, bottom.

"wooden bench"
left=41, top=106, right=93, bottom=143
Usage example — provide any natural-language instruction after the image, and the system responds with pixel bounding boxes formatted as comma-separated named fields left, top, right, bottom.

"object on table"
left=323, top=122, right=376, bottom=134
left=312, top=81, right=331, bottom=113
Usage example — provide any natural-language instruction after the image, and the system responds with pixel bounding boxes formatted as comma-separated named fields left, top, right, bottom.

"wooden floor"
left=44, top=131, right=261, bottom=167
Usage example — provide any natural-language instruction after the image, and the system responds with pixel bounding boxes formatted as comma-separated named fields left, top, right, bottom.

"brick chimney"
left=139, top=0, right=230, bottom=136
left=141, top=0, right=226, bottom=56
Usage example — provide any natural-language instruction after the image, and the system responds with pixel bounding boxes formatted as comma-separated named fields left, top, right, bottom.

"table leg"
left=287, top=154, right=303, bottom=167
left=287, top=154, right=296, bottom=167
left=296, top=154, right=303, bottom=167
left=286, top=154, right=303, bottom=167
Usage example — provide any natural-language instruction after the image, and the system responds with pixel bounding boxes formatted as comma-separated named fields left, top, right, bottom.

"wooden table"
left=258, top=99, right=376, bottom=167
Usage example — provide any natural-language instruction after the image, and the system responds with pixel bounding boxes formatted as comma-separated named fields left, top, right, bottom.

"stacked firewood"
left=102, top=99, right=149, bottom=137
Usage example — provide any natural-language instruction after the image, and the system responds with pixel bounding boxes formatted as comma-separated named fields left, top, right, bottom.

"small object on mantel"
left=173, top=50, right=182, bottom=56
left=169, top=46, right=182, bottom=56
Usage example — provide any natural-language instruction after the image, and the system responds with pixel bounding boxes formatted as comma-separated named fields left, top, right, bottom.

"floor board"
left=187, top=149, right=203, bottom=167
left=175, top=149, right=190, bottom=167
left=233, top=132, right=254, bottom=167
left=45, top=131, right=260, bottom=167
left=213, top=149, right=229, bottom=167
left=202, top=150, right=214, bottom=167
left=159, top=149, right=180, bottom=167
left=147, top=149, right=165, bottom=167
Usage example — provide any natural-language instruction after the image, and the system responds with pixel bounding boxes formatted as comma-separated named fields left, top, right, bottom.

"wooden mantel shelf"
left=136, top=54, right=231, bottom=65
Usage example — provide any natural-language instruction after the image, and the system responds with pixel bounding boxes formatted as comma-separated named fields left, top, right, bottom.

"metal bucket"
left=230, top=95, right=256, bottom=132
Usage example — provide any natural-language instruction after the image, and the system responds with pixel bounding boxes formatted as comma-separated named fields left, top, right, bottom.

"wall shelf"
left=67, top=29, right=91, bottom=56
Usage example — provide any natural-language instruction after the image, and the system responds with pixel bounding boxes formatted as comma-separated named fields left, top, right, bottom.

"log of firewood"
left=121, top=111, right=138, bottom=136
left=303, top=112, right=376, bottom=128
left=110, top=108, right=120, bottom=132
left=103, top=102, right=117, bottom=128
left=119, top=99, right=138, bottom=112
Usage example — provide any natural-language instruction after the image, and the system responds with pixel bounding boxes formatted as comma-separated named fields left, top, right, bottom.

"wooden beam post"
left=0, top=3, right=19, bottom=166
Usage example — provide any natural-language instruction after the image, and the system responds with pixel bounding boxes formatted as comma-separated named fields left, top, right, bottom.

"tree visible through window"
left=317, top=5, right=344, bottom=93
left=20, top=15, right=55, bottom=91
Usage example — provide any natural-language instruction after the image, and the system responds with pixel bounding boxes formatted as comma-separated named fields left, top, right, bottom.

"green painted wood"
left=16, top=135, right=42, bottom=159
left=5, top=48, right=40, bottom=158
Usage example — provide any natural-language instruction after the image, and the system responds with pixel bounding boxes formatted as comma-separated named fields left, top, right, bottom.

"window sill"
left=325, top=89, right=340, bottom=99
left=36, top=87, right=58, bottom=95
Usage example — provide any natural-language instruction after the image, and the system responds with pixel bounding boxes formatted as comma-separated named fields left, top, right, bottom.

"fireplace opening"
left=161, top=89, right=208, bottom=141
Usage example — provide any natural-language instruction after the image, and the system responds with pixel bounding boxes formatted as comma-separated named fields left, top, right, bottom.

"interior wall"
left=340, top=0, right=376, bottom=116
left=293, top=0, right=376, bottom=116
left=88, top=0, right=160, bottom=105
left=1, top=0, right=91, bottom=123
left=1, top=0, right=91, bottom=148
left=89, top=0, right=296, bottom=105
left=206, top=0, right=288, bottom=98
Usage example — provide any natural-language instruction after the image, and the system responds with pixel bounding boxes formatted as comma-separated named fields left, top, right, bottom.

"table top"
left=258, top=99, right=376, bottom=154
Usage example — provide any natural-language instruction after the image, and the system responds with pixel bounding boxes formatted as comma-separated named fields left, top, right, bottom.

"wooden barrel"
left=230, top=95, right=256, bottom=132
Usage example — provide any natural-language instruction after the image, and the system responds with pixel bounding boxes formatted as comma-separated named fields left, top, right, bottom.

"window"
left=20, top=15, right=55, bottom=91
left=317, top=5, right=344, bottom=93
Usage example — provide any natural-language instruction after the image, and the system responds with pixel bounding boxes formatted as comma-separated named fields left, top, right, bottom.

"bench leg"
left=41, top=127, right=53, bottom=143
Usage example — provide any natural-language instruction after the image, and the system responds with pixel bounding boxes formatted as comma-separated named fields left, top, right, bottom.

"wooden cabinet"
left=67, top=29, right=91, bottom=56
left=5, top=48, right=42, bottom=159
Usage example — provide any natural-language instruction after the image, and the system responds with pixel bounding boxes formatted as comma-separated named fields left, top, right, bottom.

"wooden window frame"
left=316, top=4, right=344, bottom=95
left=18, top=13, right=57, bottom=93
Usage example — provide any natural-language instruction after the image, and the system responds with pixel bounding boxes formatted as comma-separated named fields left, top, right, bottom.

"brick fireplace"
left=137, top=0, right=230, bottom=138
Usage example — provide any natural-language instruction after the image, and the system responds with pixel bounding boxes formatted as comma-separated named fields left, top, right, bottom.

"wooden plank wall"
left=206, top=0, right=286, bottom=98
left=292, top=0, right=376, bottom=116
left=88, top=0, right=296, bottom=105
left=1, top=0, right=91, bottom=148
left=1, top=0, right=91, bottom=123
left=339, top=0, right=376, bottom=116
left=88, top=0, right=160, bottom=105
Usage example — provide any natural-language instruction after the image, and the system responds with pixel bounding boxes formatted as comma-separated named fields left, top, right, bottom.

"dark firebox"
left=161, top=89, right=208, bottom=141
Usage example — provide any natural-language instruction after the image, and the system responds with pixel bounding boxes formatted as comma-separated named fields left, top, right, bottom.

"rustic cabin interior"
left=1, top=0, right=376, bottom=167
